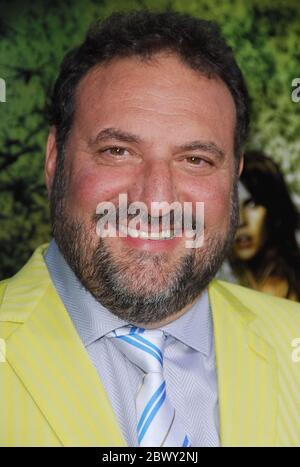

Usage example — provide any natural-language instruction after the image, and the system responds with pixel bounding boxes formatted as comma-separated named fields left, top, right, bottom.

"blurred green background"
left=0, top=0, right=299, bottom=279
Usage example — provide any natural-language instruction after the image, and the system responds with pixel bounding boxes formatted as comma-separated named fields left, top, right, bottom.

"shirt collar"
left=44, top=239, right=212, bottom=357
left=161, top=291, right=212, bottom=356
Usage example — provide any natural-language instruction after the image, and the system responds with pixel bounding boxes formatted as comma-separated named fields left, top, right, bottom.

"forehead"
left=74, top=53, right=236, bottom=147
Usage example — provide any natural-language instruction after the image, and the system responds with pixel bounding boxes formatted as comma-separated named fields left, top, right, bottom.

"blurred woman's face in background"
left=233, top=182, right=267, bottom=261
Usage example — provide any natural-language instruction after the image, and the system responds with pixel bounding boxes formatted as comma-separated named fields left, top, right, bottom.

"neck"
left=132, top=292, right=203, bottom=329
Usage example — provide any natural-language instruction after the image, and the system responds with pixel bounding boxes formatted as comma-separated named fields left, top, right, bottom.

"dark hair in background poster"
left=230, top=151, right=300, bottom=301
left=0, top=0, right=299, bottom=279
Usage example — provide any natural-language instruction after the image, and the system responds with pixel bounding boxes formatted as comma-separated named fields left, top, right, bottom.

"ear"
left=45, top=126, right=57, bottom=197
left=237, top=154, right=244, bottom=177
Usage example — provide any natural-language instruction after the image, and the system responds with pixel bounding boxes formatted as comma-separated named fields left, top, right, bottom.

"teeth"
left=119, top=224, right=175, bottom=240
left=147, top=230, right=174, bottom=240
left=118, top=224, right=198, bottom=240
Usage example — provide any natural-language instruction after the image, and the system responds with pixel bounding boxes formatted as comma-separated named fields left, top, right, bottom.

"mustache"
left=92, top=207, right=198, bottom=231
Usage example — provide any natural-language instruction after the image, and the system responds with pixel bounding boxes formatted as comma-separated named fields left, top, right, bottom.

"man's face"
left=46, top=53, right=242, bottom=326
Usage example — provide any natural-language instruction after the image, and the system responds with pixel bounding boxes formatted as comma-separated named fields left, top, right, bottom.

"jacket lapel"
left=3, top=245, right=126, bottom=447
left=209, top=280, right=278, bottom=446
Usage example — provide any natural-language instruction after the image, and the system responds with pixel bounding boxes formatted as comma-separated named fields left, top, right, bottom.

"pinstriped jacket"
left=1, top=244, right=300, bottom=446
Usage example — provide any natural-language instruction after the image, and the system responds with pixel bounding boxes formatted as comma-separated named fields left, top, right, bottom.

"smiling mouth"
left=118, top=224, right=195, bottom=240
left=119, top=225, right=175, bottom=240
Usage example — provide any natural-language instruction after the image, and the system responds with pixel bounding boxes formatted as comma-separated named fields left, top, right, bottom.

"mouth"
left=114, top=222, right=199, bottom=253
left=118, top=223, right=198, bottom=241
left=235, top=233, right=253, bottom=248
left=118, top=224, right=179, bottom=240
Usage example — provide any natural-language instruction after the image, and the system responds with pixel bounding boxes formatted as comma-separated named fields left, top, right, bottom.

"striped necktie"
left=108, top=325, right=191, bottom=447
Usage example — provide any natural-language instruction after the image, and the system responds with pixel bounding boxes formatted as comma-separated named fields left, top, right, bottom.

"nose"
left=128, top=160, right=178, bottom=217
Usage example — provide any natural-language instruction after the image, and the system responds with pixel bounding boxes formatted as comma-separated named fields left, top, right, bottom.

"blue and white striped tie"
left=108, top=325, right=191, bottom=447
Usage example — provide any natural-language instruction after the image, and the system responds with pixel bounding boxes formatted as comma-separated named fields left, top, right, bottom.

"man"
left=1, top=11, right=300, bottom=447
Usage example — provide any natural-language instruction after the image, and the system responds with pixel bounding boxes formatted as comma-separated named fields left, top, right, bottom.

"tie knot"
left=107, top=325, right=166, bottom=374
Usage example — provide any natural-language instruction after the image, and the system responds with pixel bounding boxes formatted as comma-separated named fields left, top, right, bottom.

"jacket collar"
left=208, top=280, right=278, bottom=446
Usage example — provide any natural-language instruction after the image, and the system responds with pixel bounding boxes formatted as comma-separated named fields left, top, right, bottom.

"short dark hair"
left=48, top=10, right=250, bottom=162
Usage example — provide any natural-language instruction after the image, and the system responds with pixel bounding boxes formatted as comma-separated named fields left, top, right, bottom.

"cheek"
left=249, top=211, right=266, bottom=236
left=185, top=177, right=233, bottom=229
left=66, top=167, right=131, bottom=217
left=256, top=218, right=267, bottom=243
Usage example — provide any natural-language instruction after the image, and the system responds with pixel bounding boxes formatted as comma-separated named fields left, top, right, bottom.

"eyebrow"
left=89, top=128, right=142, bottom=146
left=176, top=141, right=225, bottom=160
left=89, top=127, right=225, bottom=159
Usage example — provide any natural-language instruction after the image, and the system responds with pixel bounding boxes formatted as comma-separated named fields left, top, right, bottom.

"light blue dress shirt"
left=44, top=239, right=220, bottom=447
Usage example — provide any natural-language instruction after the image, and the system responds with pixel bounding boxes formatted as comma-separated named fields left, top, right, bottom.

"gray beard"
left=50, top=171, right=239, bottom=325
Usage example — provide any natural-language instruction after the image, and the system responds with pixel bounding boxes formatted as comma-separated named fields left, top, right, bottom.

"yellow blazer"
left=1, top=244, right=300, bottom=447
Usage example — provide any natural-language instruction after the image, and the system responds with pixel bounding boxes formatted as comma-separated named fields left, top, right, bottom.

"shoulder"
left=210, top=278, right=300, bottom=321
left=0, top=244, right=51, bottom=324
left=210, top=279, right=300, bottom=358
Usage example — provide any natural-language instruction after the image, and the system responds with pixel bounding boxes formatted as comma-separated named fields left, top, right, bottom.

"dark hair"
left=48, top=10, right=250, bottom=162
left=233, top=150, right=300, bottom=299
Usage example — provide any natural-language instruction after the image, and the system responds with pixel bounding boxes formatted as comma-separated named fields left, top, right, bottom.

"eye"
left=186, top=156, right=210, bottom=166
left=99, top=146, right=129, bottom=157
